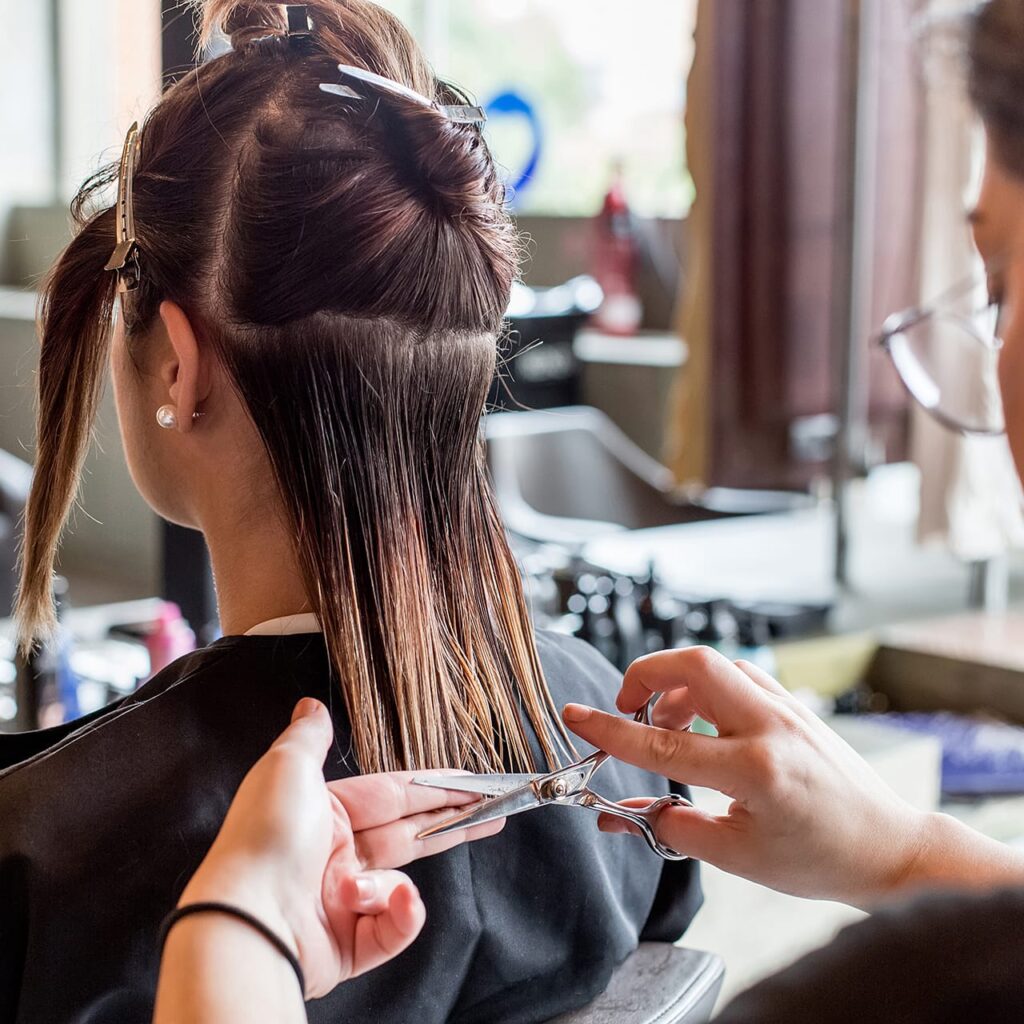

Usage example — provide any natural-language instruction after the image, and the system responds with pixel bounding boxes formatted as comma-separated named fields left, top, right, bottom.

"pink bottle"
left=145, top=603, right=197, bottom=677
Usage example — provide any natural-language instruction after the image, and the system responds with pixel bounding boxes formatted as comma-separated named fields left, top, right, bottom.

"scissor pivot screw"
left=546, top=779, right=571, bottom=799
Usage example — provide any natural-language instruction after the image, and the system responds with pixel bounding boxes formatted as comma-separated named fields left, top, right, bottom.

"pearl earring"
left=156, top=405, right=204, bottom=429
left=156, top=405, right=178, bottom=429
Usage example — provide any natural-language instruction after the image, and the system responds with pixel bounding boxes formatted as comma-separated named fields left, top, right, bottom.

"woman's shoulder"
left=0, top=633, right=331, bottom=797
left=534, top=629, right=623, bottom=710
left=0, top=635, right=342, bottom=900
left=534, top=628, right=622, bottom=678
left=0, top=641, right=234, bottom=781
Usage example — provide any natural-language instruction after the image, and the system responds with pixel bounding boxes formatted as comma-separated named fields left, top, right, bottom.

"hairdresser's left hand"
left=179, top=698, right=504, bottom=998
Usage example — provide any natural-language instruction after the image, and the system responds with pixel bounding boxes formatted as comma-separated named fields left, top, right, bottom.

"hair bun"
left=195, top=1, right=288, bottom=50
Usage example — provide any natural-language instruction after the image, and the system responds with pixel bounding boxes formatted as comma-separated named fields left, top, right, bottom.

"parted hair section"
left=17, top=0, right=571, bottom=774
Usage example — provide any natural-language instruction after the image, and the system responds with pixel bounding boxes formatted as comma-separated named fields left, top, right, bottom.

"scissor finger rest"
left=578, top=791, right=691, bottom=861
left=635, top=691, right=692, bottom=733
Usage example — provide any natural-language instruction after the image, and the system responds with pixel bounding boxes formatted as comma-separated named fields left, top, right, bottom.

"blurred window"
left=2, top=1, right=693, bottom=217
left=378, top=0, right=697, bottom=217
left=0, top=0, right=56, bottom=206
left=0, top=0, right=160, bottom=207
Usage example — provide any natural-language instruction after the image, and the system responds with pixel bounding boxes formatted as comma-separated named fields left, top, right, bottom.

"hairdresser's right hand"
left=179, top=699, right=504, bottom=998
left=562, top=648, right=932, bottom=911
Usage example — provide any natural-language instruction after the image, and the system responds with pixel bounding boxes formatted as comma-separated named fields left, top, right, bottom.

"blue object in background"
left=484, top=90, right=543, bottom=208
left=874, top=711, right=1024, bottom=796
left=55, top=634, right=81, bottom=723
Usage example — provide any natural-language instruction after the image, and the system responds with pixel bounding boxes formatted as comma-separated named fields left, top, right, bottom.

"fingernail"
left=562, top=704, right=592, bottom=723
left=353, top=875, right=377, bottom=903
left=296, top=698, right=320, bottom=719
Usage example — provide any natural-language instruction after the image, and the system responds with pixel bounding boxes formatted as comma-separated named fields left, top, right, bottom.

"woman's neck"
left=203, top=512, right=311, bottom=638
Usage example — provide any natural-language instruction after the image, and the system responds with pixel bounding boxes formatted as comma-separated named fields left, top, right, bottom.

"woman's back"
left=0, top=630, right=700, bottom=1023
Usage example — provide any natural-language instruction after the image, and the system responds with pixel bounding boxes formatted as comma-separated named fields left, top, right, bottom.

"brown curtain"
left=668, top=0, right=922, bottom=490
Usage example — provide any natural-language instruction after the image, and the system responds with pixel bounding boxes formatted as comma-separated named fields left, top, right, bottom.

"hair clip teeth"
left=104, top=241, right=141, bottom=293
left=440, top=104, right=488, bottom=125
left=319, top=83, right=361, bottom=101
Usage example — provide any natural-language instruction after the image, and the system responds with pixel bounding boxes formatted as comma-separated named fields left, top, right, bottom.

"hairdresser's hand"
left=179, top=699, right=504, bottom=998
left=562, top=648, right=932, bottom=911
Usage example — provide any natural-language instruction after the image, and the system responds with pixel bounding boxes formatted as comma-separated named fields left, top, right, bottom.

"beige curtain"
left=664, top=2, right=712, bottom=485
left=912, top=4, right=1024, bottom=560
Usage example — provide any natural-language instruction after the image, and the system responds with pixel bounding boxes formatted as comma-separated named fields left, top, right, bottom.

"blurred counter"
left=575, top=328, right=687, bottom=462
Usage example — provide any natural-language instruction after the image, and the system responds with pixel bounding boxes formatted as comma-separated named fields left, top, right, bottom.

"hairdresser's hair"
left=968, top=0, right=1024, bottom=178
left=17, top=0, right=573, bottom=774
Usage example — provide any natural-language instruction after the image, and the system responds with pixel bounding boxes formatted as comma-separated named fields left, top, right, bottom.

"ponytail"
left=16, top=202, right=118, bottom=651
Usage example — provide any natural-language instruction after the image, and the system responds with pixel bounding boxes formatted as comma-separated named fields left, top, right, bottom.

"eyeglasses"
left=876, top=272, right=1005, bottom=436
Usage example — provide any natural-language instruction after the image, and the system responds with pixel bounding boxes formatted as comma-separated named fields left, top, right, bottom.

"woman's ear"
left=158, top=301, right=211, bottom=434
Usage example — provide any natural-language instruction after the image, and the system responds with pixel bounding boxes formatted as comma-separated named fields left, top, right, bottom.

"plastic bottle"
left=145, top=602, right=197, bottom=677
left=591, top=163, right=643, bottom=336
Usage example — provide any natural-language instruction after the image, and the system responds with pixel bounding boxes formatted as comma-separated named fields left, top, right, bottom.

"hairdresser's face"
left=971, top=130, right=1024, bottom=480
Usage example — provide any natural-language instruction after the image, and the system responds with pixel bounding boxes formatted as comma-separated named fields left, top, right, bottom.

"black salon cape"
left=0, top=630, right=701, bottom=1024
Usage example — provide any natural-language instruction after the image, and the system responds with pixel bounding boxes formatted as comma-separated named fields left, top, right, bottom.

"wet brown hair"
left=17, top=0, right=572, bottom=774
left=969, top=0, right=1024, bottom=178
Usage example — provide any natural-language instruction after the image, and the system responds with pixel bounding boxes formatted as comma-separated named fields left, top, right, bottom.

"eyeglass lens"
left=885, top=308, right=1004, bottom=435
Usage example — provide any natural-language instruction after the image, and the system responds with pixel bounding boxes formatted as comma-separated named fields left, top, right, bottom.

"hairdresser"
left=560, top=4, right=1024, bottom=1016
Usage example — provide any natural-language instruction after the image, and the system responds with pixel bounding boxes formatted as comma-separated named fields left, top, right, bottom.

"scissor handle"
left=634, top=697, right=656, bottom=725
left=572, top=695, right=659, bottom=777
left=635, top=692, right=690, bottom=731
left=578, top=790, right=691, bottom=861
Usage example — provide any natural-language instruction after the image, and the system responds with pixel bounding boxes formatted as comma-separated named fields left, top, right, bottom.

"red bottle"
left=591, top=163, right=643, bottom=336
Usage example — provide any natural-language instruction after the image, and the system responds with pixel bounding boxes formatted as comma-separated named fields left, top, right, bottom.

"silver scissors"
left=413, top=695, right=691, bottom=861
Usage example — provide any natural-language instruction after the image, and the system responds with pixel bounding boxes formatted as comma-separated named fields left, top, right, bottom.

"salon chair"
left=545, top=944, right=725, bottom=1024
left=486, top=406, right=810, bottom=547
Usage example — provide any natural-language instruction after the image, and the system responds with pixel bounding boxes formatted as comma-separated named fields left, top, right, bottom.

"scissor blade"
left=412, top=773, right=539, bottom=797
left=416, top=783, right=543, bottom=839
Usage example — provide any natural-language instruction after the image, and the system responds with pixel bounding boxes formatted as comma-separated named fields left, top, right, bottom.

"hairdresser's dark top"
left=714, top=887, right=1024, bottom=1023
left=0, top=630, right=700, bottom=1024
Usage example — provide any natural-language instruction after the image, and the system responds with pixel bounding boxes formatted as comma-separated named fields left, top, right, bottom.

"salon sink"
left=486, top=406, right=812, bottom=547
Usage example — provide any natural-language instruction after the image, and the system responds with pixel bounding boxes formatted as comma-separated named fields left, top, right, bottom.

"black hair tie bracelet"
left=159, top=901, right=305, bottom=998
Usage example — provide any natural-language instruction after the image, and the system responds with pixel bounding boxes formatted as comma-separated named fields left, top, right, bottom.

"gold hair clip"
left=104, top=122, right=142, bottom=293
left=319, top=64, right=487, bottom=125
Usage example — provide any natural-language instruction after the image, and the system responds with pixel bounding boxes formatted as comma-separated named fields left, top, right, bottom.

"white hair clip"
left=319, top=64, right=487, bottom=125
